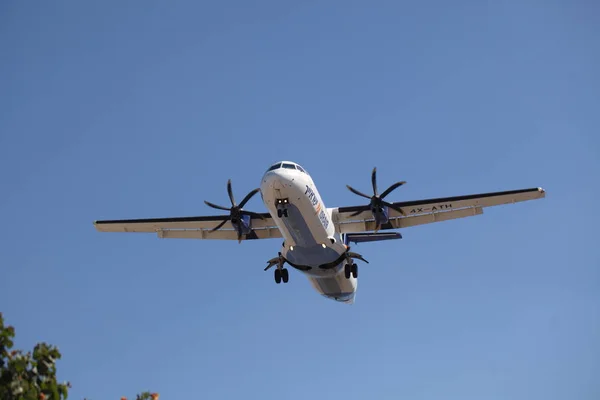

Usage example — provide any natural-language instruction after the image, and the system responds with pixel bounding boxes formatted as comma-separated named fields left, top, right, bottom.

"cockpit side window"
left=296, top=165, right=306, bottom=173
left=267, top=163, right=281, bottom=171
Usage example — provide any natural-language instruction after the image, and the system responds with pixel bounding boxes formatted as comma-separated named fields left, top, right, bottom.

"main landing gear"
left=344, top=263, right=358, bottom=279
left=343, top=247, right=368, bottom=280
left=274, top=268, right=289, bottom=284
left=276, top=198, right=289, bottom=218
left=265, top=252, right=289, bottom=284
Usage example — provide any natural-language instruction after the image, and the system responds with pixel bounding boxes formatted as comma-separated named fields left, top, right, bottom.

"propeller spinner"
left=204, top=179, right=264, bottom=243
left=346, top=167, right=406, bottom=231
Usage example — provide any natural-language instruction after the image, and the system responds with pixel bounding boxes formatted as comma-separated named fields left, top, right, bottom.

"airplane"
left=93, top=161, right=546, bottom=304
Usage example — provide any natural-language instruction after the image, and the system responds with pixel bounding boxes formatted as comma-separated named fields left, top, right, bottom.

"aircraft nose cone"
left=261, top=168, right=301, bottom=197
left=273, top=179, right=284, bottom=190
left=262, top=171, right=284, bottom=191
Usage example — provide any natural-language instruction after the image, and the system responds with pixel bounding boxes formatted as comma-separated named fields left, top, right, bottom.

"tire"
left=282, top=268, right=289, bottom=283
left=274, top=269, right=281, bottom=284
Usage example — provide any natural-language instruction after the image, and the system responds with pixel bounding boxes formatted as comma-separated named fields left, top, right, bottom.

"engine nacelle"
left=371, top=204, right=390, bottom=226
left=231, top=213, right=252, bottom=234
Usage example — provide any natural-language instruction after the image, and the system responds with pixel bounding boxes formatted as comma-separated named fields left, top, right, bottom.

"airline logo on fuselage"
left=305, top=185, right=329, bottom=230
left=305, top=185, right=319, bottom=206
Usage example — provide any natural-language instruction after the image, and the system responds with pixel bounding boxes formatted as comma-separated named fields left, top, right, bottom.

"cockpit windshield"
left=265, top=162, right=307, bottom=174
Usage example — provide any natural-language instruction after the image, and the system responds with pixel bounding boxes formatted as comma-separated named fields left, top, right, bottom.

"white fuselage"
left=260, top=162, right=357, bottom=303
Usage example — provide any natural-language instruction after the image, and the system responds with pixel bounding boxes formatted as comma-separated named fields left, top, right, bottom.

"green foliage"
left=1, top=313, right=157, bottom=400
left=135, top=392, right=156, bottom=400
left=0, top=312, right=70, bottom=400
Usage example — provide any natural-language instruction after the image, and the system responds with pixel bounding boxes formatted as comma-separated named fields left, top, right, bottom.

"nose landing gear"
left=275, top=198, right=289, bottom=218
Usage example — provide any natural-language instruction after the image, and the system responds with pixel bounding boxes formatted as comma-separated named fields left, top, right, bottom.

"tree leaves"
left=135, top=393, right=159, bottom=400
left=1, top=313, right=70, bottom=400
left=1, top=313, right=157, bottom=400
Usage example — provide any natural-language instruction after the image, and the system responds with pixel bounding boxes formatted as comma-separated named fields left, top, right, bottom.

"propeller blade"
left=350, top=207, right=369, bottom=217
left=238, top=188, right=260, bottom=208
left=236, top=223, right=243, bottom=243
left=210, top=218, right=229, bottom=232
left=380, top=181, right=406, bottom=199
left=346, top=185, right=372, bottom=200
left=383, top=201, right=405, bottom=216
left=227, top=179, right=236, bottom=206
left=241, top=210, right=266, bottom=220
left=204, top=201, right=231, bottom=211
left=371, top=167, right=378, bottom=196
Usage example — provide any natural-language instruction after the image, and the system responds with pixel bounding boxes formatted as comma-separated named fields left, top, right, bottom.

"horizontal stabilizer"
left=344, top=232, right=402, bottom=245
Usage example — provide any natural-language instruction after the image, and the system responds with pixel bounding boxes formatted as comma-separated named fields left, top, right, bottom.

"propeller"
left=346, top=167, right=406, bottom=230
left=204, top=179, right=264, bottom=243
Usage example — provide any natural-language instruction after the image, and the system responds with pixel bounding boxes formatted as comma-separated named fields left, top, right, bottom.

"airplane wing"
left=93, top=213, right=282, bottom=240
left=333, top=187, right=546, bottom=233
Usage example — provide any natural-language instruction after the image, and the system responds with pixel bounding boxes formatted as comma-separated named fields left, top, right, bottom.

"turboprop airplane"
left=94, top=161, right=546, bottom=304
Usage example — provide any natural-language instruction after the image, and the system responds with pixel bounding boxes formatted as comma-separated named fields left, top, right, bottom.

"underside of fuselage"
left=261, top=161, right=358, bottom=303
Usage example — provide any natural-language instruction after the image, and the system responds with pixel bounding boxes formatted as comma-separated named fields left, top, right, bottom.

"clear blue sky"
left=1, top=1, right=599, bottom=399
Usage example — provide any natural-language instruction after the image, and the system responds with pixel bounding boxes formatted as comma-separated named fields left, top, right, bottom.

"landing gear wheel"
left=274, top=269, right=282, bottom=284
left=344, top=264, right=351, bottom=279
left=281, top=268, right=289, bottom=283
left=283, top=209, right=288, bottom=218
left=351, top=263, right=358, bottom=278
left=277, top=209, right=283, bottom=218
